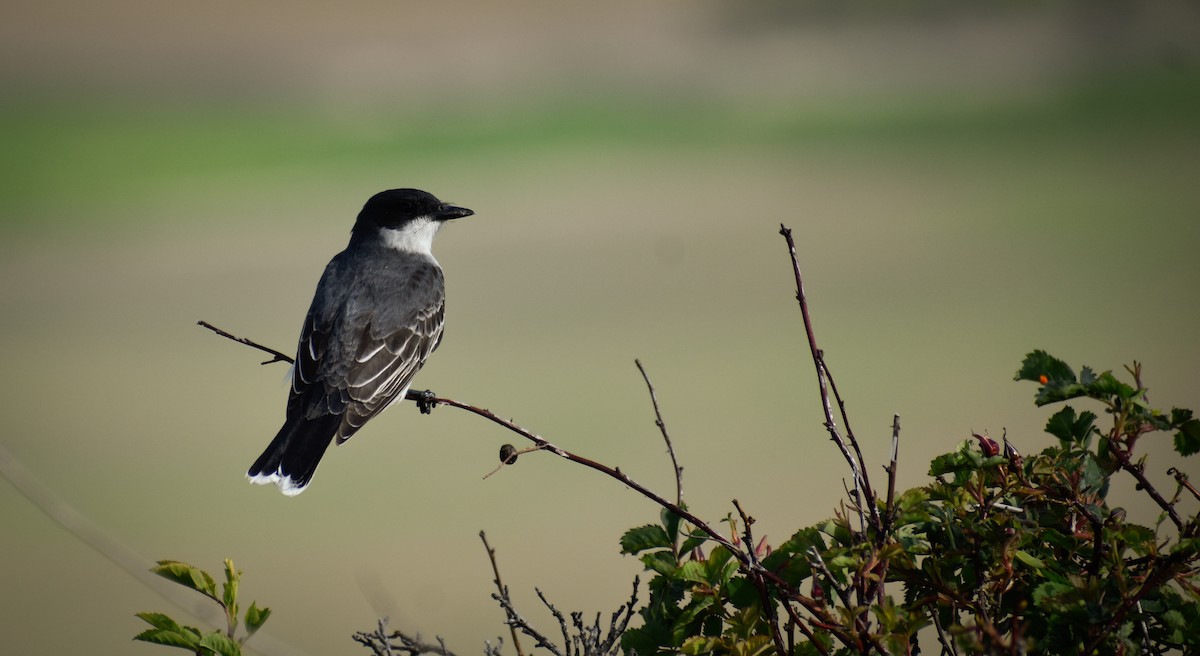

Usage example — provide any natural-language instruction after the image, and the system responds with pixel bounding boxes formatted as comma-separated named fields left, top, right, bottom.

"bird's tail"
left=247, top=413, right=342, bottom=496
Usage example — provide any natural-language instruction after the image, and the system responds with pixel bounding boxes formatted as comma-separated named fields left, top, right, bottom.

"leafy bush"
left=619, top=351, right=1200, bottom=655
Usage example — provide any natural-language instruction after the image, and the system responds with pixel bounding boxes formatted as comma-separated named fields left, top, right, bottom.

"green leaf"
left=133, top=628, right=202, bottom=651
left=1079, top=456, right=1110, bottom=497
left=640, top=551, right=678, bottom=576
left=661, top=507, right=683, bottom=547
left=135, top=612, right=185, bottom=632
left=770, top=527, right=825, bottom=557
left=1016, top=350, right=1076, bottom=384
left=1117, top=524, right=1157, bottom=556
left=1085, top=371, right=1137, bottom=400
left=929, top=441, right=988, bottom=480
left=198, top=631, right=242, bottom=656
left=222, top=559, right=239, bottom=623
left=133, top=614, right=202, bottom=651
left=1170, top=407, right=1194, bottom=426
left=1013, top=550, right=1046, bottom=572
left=680, top=635, right=721, bottom=655
left=1171, top=538, right=1200, bottom=556
left=677, top=560, right=708, bottom=584
left=678, top=533, right=708, bottom=557
left=244, top=602, right=271, bottom=636
left=1174, top=419, right=1200, bottom=456
left=1016, top=351, right=1094, bottom=405
left=1044, top=407, right=1097, bottom=446
left=1032, top=580, right=1079, bottom=612
left=151, top=561, right=219, bottom=601
left=621, top=524, right=672, bottom=555
left=816, top=518, right=854, bottom=547
left=705, top=545, right=738, bottom=585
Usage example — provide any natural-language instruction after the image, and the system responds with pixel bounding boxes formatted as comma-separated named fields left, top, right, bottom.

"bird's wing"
left=290, top=310, right=346, bottom=418
left=336, top=298, right=444, bottom=442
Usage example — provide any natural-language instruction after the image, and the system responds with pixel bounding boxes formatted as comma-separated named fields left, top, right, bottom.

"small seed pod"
left=499, top=444, right=518, bottom=465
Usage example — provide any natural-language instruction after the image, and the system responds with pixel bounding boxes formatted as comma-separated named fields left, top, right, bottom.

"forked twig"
left=635, top=359, right=683, bottom=508
left=198, top=320, right=293, bottom=365
left=197, top=320, right=751, bottom=571
left=777, top=226, right=882, bottom=534
left=480, top=532, right=526, bottom=656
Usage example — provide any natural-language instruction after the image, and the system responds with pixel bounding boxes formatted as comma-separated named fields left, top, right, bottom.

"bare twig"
left=200, top=318, right=859, bottom=651
left=883, top=415, right=900, bottom=538
left=489, top=579, right=636, bottom=656
left=778, top=225, right=881, bottom=534
left=1169, top=467, right=1200, bottom=504
left=535, top=588, right=572, bottom=656
left=198, top=320, right=294, bottom=365
left=492, top=591, right=564, bottom=656
left=733, top=499, right=787, bottom=656
left=352, top=617, right=458, bottom=656
left=480, top=532, right=526, bottom=656
left=635, top=359, right=684, bottom=509
left=930, top=608, right=959, bottom=656
left=196, top=321, right=743, bottom=558
left=1110, top=445, right=1184, bottom=531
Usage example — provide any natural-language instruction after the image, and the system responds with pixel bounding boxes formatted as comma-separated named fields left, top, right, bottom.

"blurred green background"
left=2, top=1, right=1198, bottom=654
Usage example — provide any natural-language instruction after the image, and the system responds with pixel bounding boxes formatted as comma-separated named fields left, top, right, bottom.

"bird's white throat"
left=380, top=217, right=442, bottom=257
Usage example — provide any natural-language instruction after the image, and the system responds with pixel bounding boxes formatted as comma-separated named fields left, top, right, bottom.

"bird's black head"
left=351, top=188, right=473, bottom=235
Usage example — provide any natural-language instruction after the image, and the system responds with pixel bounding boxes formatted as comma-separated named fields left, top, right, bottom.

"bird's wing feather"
left=286, top=248, right=445, bottom=443
left=337, top=299, right=444, bottom=440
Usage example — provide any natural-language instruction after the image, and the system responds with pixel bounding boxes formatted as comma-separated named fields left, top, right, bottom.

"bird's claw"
left=407, top=389, right=439, bottom=414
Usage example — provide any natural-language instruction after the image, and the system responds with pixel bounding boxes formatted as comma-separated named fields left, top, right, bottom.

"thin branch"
left=1081, top=551, right=1188, bottom=654
left=635, top=359, right=684, bottom=509
left=197, top=320, right=294, bottom=365
left=492, top=592, right=564, bottom=656
left=733, top=499, right=787, bottom=656
left=882, top=415, right=900, bottom=539
left=782, top=603, right=830, bottom=656
left=200, top=319, right=858, bottom=652
left=1110, top=445, right=1184, bottom=531
left=930, top=608, right=959, bottom=656
left=480, top=532, right=526, bottom=656
left=352, top=617, right=458, bottom=656
left=778, top=225, right=881, bottom=534
left=1169, top=467, right=1200, bottom=504
left=536, top=588, right=572, bottom=656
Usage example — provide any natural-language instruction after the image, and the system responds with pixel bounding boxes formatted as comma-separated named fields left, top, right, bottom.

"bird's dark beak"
left=435, top=204, right=474, bottom=222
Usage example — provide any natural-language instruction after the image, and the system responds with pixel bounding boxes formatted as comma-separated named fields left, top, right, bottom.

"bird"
left=247, top=188, right=474, bottom=495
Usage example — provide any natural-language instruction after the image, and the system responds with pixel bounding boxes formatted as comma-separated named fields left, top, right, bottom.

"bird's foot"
left=406, top=389, right=439, bottom=414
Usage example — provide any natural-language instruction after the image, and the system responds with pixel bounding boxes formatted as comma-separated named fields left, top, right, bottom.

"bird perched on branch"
left=248, top=188, right=474, bottom=495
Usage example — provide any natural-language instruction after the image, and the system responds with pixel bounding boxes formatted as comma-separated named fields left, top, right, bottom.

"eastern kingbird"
left=248, top=188, right=473, bottom=495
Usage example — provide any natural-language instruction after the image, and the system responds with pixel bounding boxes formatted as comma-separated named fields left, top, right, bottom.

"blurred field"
left=1, top=2, right=1199, bottom=655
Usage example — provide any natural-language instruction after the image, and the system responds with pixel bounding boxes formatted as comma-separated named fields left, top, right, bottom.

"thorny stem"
left=635, top=359, right=684, bottom=509
left=778, top=226, right=882, bottom=535
left=1110, top=443, right=1185, bottom=531
left=198, top=320, right=293, bottom=365
left=199, top=315, right=861, bottom=651
left=733, top=499, right=788, bottom=656
left=480, top=532, right=526, bottom=656
left=198, top=323, right=746, bottom=559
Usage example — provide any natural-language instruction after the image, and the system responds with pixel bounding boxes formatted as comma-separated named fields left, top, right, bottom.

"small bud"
left=499, top=444, right=518, bottom=465
left=973, top=432, right=1000, bottom=457
left=1038, top=374, right=1049, bottom=385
